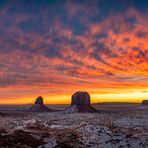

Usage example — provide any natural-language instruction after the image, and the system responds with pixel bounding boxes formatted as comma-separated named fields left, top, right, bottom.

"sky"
left=0, top=0, right=148, bottom=104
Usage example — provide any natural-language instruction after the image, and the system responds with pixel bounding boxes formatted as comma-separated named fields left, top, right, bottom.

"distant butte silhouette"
left=142, top=100, right=148, bottom=105
left=30, top=96, right=50, bottom=112
left=66, top=91, right=98, bottom=113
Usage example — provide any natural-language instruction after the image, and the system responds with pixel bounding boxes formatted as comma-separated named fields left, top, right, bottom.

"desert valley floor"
left=0, top=103, right=148, bottom=148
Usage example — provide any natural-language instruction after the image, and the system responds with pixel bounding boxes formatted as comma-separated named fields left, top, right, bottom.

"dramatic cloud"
left=0, top=0, right=148, bottom=103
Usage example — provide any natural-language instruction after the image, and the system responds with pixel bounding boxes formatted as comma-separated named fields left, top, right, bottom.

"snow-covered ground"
left=0, top=104, right=148, bottom=147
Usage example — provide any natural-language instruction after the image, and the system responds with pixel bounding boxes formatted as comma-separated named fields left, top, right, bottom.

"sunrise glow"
left=0, top=0, right=148, bottom=104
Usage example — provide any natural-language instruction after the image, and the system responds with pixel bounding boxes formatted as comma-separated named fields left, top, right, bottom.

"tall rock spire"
left=30, top=96, right=50, bottom=112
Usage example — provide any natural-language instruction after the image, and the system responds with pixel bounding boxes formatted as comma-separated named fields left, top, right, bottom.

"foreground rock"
left=0, top=103, right=148, bottom=148
left=142, top=100, right=148, bottom=105
left=30, top=96, right=50, bottom=112
left=66, top=92, right=97, bottom=113
left=0, top=129, right=45, bottom=147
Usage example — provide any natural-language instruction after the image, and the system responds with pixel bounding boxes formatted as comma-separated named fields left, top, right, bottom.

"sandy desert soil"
left=0, top=103, right=148, bottom=148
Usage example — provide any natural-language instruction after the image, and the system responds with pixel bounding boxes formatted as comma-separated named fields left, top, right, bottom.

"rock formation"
left=30, top=96, right=50, bottom=112
left=66, top=91, right=98, bottom=113
left=71, top=91, right=90, bottom=106
left=141, top=100, right=148, bottom=105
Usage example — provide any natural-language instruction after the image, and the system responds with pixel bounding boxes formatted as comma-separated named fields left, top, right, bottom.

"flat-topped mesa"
left=142, top=100, right=148, bottom=105
left=30, top=96, right=50, bottom=112
left=71, top=91, right=90, bottom=106
left=67, top=91, right=98, bottom=113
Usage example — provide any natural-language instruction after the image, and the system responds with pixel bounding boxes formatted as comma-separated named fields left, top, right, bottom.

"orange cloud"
left=0, top=2, right=147, bottom=104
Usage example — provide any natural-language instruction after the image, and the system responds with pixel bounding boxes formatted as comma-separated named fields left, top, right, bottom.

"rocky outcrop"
left=141, top=100, right=148, bottom=105
left=71, top=92, right=90, bottom=106
left=30, top=96, right=50, bottom=112
left=35, top=96, right=43, bottom=105
left=66, top=92, right=98, bottom=113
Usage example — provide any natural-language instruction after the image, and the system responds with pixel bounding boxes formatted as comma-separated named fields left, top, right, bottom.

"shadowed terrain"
left=0, top=103, right=148, bottom=148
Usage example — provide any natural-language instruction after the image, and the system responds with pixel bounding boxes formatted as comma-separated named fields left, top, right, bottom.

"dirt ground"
left=0, top=103, right=148, bottom=148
